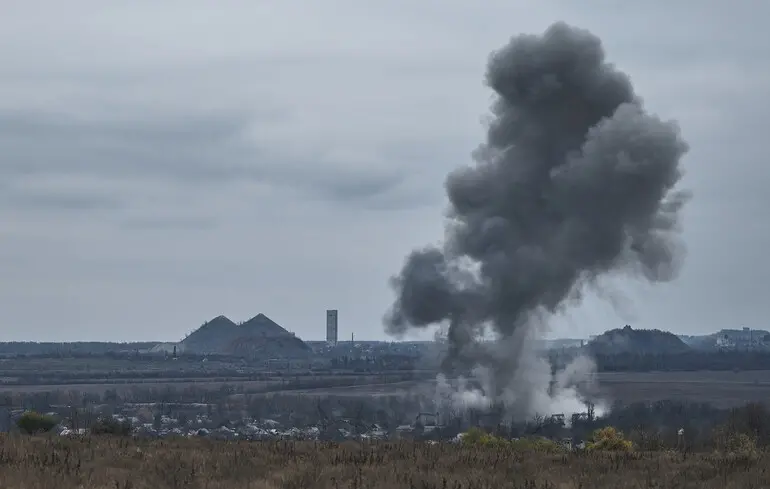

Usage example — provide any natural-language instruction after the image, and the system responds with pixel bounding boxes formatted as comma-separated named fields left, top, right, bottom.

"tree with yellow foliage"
left=586, top=426, right=634, bottom=452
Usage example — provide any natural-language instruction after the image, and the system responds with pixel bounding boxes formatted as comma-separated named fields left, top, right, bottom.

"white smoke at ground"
left=433, top=340, right=608, bottom=423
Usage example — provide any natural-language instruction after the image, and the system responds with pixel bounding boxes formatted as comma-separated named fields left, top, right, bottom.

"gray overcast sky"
left=2, top=1, right=768, bottom=342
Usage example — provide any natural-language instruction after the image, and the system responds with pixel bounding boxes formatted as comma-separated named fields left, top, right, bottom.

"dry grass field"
left=0, top=435, right=768, bottom=489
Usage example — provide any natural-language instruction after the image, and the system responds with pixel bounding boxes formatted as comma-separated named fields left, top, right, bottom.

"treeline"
left=592, top=350, right=770, bottom=372
left=9, top=345, right=770, bottom=374
left=547, top=349, right=770, bottom=372
left=7, top=382, right=770, bottom=451
left=434, top=400, right=770, bottom=451
left=0, top=342, right=159, bottom=356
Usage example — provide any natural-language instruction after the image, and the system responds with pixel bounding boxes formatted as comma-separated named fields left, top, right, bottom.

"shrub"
left=16, top=411, right=58, bottom=434
left=586, top=426, right=633, bottom=452
left=91, top=416, right=133, bottom=436
left=713, top=425, right=758, bottom=457
left=461, top=428, right=564, bottom=452
left=727, top=433, right=758, bottom=457
left=461, top=427, right=506, bottom=447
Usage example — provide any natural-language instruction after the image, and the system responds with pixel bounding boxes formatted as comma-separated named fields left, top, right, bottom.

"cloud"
left=118, top=216, right=218, bottom=232
left=0, top=0, right=768, bottom=342
left=2, top=191, right=121, bottom=213
left=0, top=174, right=124, bottom=213
left=0, top=107, right=437, bottom=216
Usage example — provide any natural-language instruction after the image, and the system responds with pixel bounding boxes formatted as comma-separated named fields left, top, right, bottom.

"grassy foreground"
left=0, top=435, right=767, bottom=488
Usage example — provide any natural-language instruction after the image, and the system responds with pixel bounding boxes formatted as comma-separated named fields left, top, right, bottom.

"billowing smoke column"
left=385, top=22, right=690, bottom=419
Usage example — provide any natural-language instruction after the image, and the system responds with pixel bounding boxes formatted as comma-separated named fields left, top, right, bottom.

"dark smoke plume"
left=385, top=22, right=690, bottom=418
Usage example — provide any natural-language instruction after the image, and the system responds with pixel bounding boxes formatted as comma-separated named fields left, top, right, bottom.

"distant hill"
left=180, top=315, right=238, bottom=353
left=588, top=325, right=691, bottom=355
left=181, top=314, right=310, bottom=358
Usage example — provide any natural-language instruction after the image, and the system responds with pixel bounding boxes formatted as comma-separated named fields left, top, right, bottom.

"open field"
left=0, top=356, right=435, bottom=389
left=0, top=435, right=765, bottom=488
left=3, top=370, right=770, bottom=408
left=0, top=379, right=280, bottom=394
left=601, top=371, right=770, bottom=408
left=274, top=371, right=770, bottom=409
left=597, top=371, right=770, bottom=408
left=0, top=373, right=426, bottom=398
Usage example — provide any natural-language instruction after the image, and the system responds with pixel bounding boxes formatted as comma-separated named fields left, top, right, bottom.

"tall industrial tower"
left=326, top=309, right=338, bottom=346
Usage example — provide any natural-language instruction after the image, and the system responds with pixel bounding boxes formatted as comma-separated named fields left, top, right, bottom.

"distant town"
left=2, top=308, right=769, bottom=362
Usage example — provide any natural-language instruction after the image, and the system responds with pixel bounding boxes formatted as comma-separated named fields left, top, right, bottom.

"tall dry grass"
left=0, top=434, right=767, bottom=488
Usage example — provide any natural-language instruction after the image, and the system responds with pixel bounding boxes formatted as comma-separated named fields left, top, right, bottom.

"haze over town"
left=2, top=1, right=769, bottom=343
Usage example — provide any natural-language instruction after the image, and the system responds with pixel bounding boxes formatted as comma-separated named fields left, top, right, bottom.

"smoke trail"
left=385, top=22, right=690, bottom=420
